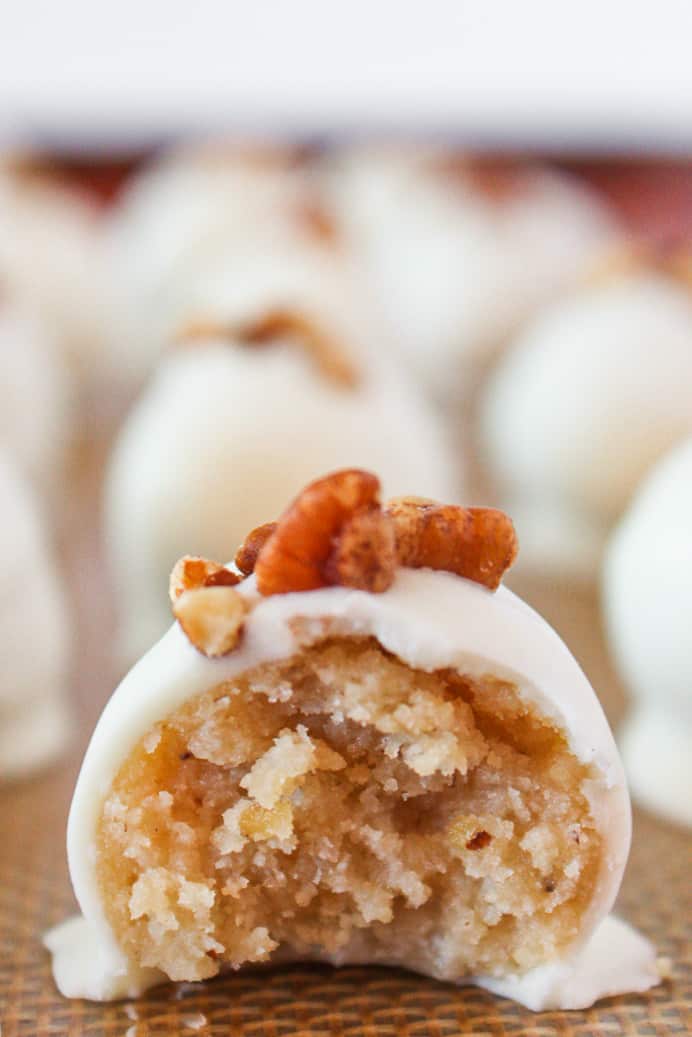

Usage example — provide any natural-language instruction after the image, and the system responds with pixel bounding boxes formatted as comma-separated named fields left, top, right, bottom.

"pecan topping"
left=296, top=197, right=339, bottom=245
left=170, top=471, right=518, bottom=607
left=176, top=308, right=358, bottom=389
left=323, top=506, right=397, bottom=593
left=254, top=469, right=381, bottom=595
left=236, top=308, right=358, bottom=388
left=173, top=586, right=249, bottom=657
left=435, top=155, right=525, bottom=202
left=169, top=556, right=241, bottom=603
left=235, top=522, right=278, bottom=576
left=385, top=497, right=518, bottom=591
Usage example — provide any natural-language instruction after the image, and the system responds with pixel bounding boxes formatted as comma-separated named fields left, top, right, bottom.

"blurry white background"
left=1, top=0, right=691, bottom=153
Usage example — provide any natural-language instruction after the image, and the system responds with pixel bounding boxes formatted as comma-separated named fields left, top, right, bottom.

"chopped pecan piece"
left=436, top=155, right=524, bottom=201
left=255, top=469, right=381, bottom=595
left=296, top=197, right=339, bottom=245
left=236, top=308, right=358, bottom=388
left=323, top=506, right=397, bottom=593
left=173, top=586, right=249, bottom=657
left=169, top=556, right=241, bottom=603
left=385, top=497, right=518, bottom=590
left=235, top=522, right=278, bottom=576
left=175, top=307, right=358, bottom=388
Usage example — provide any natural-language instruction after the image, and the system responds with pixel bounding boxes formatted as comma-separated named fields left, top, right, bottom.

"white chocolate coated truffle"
left=603, top=436, right=692, bottom=827
left=138, top=221, right=376, bottom=365
left=480, top=272, right=692, bottom=581
left=323, top=149, right=618, bottom=398
left=0, top=301, right=72, bottom=500
left=104, top=149, right=321, bottom=382
left=0, top=165, right=107, bottom=381
left=0, top=449, right=71, bottom=779
left=45, top=569, right=657, bottom=1008
left=105, top=341, right=460, bottom=663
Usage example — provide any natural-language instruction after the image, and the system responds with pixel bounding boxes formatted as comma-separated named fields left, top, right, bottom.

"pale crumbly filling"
left=96, top=638, right=601, bottom=985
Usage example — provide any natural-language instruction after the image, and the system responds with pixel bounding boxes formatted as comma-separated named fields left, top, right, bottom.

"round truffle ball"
left=106, top=336, right=460, bottom=664
left=479, top=271, right=692, bottom=581
left=603, top=436, right=692, bottom=827
left=322, top=148, right=618, bottom=399
left=104, top=148, right=325, bottom=383
left=0, top=300, right=73, bottom=502
left=0, top=163, right=107, bottom=382
left=0, top=449, right=71, bottom=779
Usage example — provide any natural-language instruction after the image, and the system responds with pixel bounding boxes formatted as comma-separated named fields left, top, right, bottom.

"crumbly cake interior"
left=97, top=638, right=601, bottom=985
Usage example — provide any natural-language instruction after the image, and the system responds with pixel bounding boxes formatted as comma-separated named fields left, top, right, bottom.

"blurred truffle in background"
left=105, top=300, right=460, bottom=665
left=0, top=159, right=108, bottom=392
left=103, top=147, right=331, bottom=386
left=479, top=256, right=692, bottom=582
left=0, top=449, right=71, bottom=779
left=321, top=147, right=619, bottom=402
left=0, top=300, right=73, bottom=508
left=603, top=435, right=692, bottom=828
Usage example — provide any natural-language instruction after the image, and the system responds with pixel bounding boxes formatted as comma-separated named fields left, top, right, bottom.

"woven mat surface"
left=1, top=411, right=691, bottom=1036
left=1, top=765, right=690, bottom=1037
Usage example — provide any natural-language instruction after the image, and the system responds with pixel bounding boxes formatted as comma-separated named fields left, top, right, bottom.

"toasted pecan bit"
left=255, top=469, right=381, bottom=596
left=385, top=498, right=518, bottom=590
left=235, top=522, right=279, bottom=576
left=324, top=506, right=397, bottom=593
left=175, top=307, right=358, bottom=388
left=296, top=197, right=339, bottom=245
left=236, top=308, right=359, bottom=389
left=169, top=556, right=241, bottom=603
left=202, top=567, right=244, bottom=589
left=436, top=155, right=524, bottom=202
left=173, top=586, right=249, bottom=657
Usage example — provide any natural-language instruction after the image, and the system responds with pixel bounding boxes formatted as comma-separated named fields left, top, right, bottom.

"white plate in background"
left=1, top=0, right=691, bottom=154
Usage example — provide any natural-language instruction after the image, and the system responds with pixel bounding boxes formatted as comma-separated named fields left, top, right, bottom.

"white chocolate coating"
left=0, top=450, right=71, bottom=779
left=480, top=273, right=692, bottom=581
left=0, top=302, right=72, bottom=499
left=603, top=436, right=692, bottom=827
left=105, top=340, right=460, bottom=664
left=47, top=568, right=657, bottom=1007
left=323, top=148, right=618, bottom=399
left=0, top=165, right=107, bottom=381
